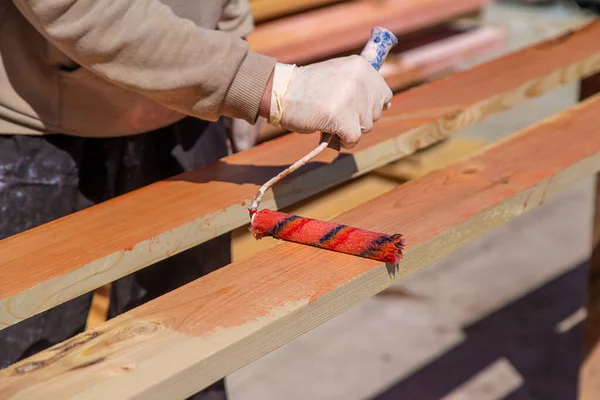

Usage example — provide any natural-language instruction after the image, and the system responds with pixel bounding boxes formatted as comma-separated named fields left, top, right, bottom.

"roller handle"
left=320, top=27, right=398, bottom=150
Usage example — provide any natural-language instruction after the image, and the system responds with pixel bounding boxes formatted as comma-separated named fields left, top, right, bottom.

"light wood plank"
left=374, top=137, right=486, bottom=182
left=85, top=284, right=111, bottom=329
left=247, top=0, right=493, bottom=64
left=3, top=93, right=600, bottom=400
left=1, top=21, right=600, bottom=331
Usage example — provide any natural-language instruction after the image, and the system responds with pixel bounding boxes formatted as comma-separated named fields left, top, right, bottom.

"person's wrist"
left=258, top=72, right=273, bottom=119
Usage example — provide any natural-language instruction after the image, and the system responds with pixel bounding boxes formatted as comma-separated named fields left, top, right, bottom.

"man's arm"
left=13, top=0, right=275, bottom=124
left=13, top=0, right=393, bottom=148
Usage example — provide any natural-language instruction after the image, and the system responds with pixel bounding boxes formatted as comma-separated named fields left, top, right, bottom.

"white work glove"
left=268, top=55, right=393, bottom=149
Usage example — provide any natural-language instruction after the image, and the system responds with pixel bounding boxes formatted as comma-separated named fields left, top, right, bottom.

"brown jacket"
left=0, top=0, right=276, bottom=137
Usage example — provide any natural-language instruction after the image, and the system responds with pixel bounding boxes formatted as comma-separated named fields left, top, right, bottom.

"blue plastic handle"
left=360, top=27, right=398, bottom=71
left=320, top=27, right=398, bottom=150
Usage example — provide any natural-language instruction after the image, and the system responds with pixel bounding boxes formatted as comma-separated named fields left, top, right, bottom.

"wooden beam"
left=250, top=0, right=346, bottom=23
left=85, top=284, right=110, bottom=329
left=3, top=93, right=600, bottom=400
left=247, top=0, right=493, bottom=65
left=1, top=21, right=599, bottom=331
left=579, top=72, right=600, bottom=400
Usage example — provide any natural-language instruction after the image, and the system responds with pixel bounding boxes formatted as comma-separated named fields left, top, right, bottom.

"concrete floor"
left=227, top=2, right=598, bottom=399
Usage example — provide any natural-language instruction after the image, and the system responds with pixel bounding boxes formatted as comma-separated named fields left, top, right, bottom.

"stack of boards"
left=86, top=0, right=506, bottom=327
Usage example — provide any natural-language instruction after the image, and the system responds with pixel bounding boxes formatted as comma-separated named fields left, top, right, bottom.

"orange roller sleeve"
left=250, top=209, right=405, bottom=263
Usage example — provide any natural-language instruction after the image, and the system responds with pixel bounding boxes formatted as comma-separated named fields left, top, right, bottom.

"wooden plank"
left=85, top=284, right=110, bottom=329
left=250, top=0, right=346, bottom=23
left=247, top=0, right=493, bottom=65
left=374, top=137, right=486, bottom=182
left=381, top=25, right=506, bottom=89
left=1, top=21, right=599, bottom=331
left=579, top=72, right=600, bottom=400
left=3, top=93, right=600, bottom=400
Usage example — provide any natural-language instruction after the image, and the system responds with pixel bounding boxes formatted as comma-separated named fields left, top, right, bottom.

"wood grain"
left=250, top=0, right=345, bottom=23
left=247, top=0, right=493, bottom=64
left=1, top=21, right=599, bottom=331
left=3, top=93, right=600, bottom=400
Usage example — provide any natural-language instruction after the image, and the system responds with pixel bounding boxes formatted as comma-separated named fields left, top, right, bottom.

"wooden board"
left=374, top=137, right=487, bottom=182
left=382, top=25, right=506, bottom=89
left=85, top=285, right=111, bottom=329
left=3, top=93, right=600, bottom=400
left=250, top=0, right=345, bottom=23
left=1, top=21, right=599, bottom=331
left=247, top=0, right=493, bottom=65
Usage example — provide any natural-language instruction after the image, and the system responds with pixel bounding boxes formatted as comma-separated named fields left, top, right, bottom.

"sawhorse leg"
left=579, top=72, right=600, bottom=400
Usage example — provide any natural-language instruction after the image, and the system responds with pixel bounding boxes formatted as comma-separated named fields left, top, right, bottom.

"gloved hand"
left=266, top=55, right=393, bottom=149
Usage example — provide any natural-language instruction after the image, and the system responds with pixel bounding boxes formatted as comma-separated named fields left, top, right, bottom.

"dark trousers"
left=0, top=117, right=231, bottom=399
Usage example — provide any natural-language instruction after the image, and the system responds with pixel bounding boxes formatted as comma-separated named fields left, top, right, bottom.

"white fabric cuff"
left=269, top=62, right=296, bottom=127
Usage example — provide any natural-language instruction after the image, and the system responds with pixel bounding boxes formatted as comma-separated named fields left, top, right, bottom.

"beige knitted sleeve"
left=13, top=0, right=275, bottom=123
